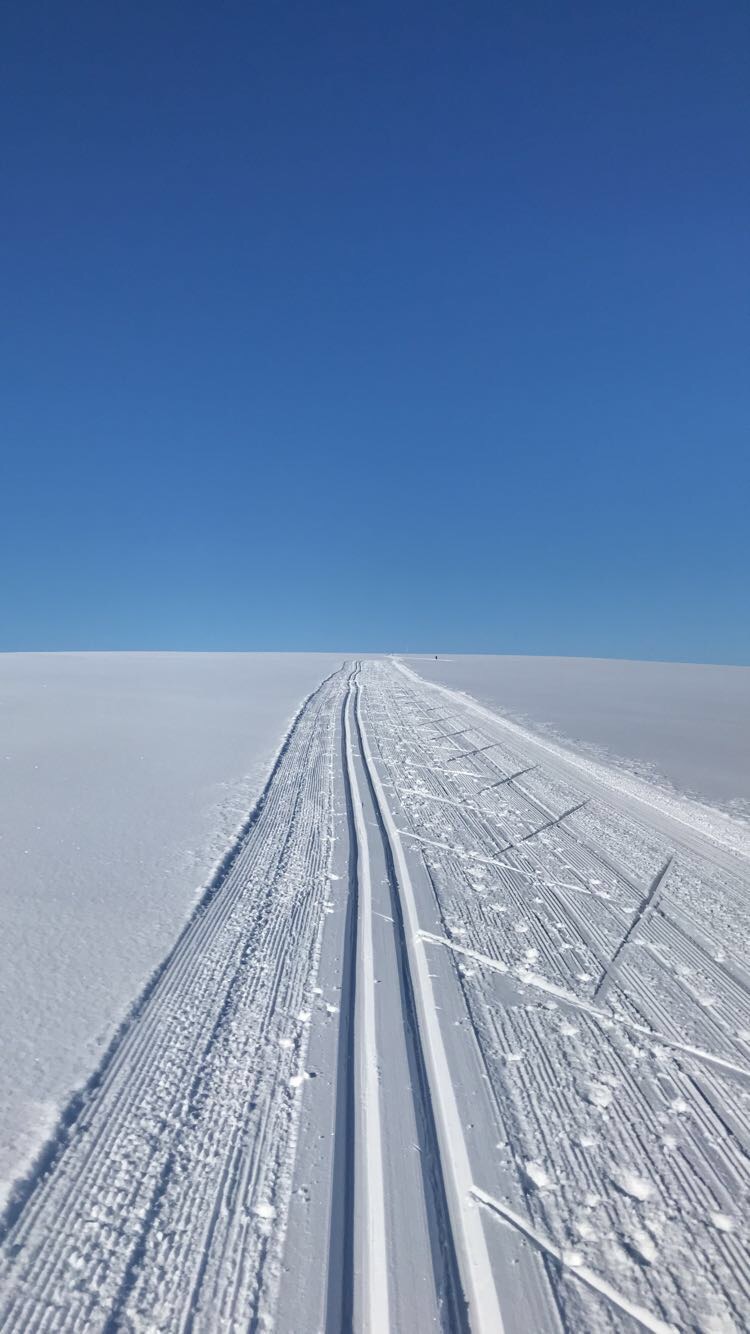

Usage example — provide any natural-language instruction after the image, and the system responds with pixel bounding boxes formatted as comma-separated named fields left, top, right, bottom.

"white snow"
left=0, top=651, right=342, bottom=1198
left=405, top=654, right=750, bottom=818
left=613, top=1170, right=655, bottom=1202
left=627, top=1228, right=659, bottom=1264
left=524, top=1160, right=554, bottom=1191
left=2, top=653, right=749, bottom=1332
left=586, top=1082, right=614, bottom=1110
left=709, top=1213, right=735, bottom=1233
left=253, top=1202, right=276, bottom=1220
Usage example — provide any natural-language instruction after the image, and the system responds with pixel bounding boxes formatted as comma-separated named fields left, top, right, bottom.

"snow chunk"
left=628, top=1228, right=658, bottom=1263
left=562, top=1248, right=584, bottom=1268
left=524, top=1160, right=553, bottom=1191
left=614, top=1170, right=655, bottom=1202
left=586, top=1082, right=613, bottom=1110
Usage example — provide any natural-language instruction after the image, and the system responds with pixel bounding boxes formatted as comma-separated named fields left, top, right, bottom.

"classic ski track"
left=354, top=681, right=505, bottom=1334
left=335, top=665, right=473, bottom=1332
left=342, top=668, right=390, bottom=1332
left=320, top=670, right=360, bottom=1334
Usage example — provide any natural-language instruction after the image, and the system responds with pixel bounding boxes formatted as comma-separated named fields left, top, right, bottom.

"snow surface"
left=0, top=652, right=343, bottom=1198
left=1, top=658, right=749, bottom=1331
left=405, top=655, right=750, bottom=816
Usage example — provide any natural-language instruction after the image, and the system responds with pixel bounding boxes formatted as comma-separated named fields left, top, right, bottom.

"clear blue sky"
left=2, top=2, right=748, bottom=661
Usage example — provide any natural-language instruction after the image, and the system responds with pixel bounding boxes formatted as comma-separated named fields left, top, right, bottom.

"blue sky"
left=2, top=1, right=748, bottom=661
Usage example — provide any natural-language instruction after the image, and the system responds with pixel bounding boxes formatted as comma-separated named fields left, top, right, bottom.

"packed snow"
left=0, top=652, right=342, bottom=1201
left=1, top=654, right=749, bottom=1332
left=405, top=655, right=750, bottom=817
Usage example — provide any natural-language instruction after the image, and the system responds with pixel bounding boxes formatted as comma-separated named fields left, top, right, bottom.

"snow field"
left=1, top=656, right=748, bottom=1332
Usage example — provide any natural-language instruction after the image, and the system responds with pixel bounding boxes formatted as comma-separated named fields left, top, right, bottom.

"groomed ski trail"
left=0, top=667, right=347, bottom=1332
left=352, top=671, right=503, bottom=1334
left=1, top=658, right=749, bottom=1334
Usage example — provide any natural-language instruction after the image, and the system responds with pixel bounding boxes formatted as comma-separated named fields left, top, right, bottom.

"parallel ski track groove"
left=353, top=674, right=470, bottom=1334
left=0, top=667, right=346, bottom=1332
left=323, top=671, right=360, bottom=1334
left=355, top=679, right=506, bottom=1334
left=343, top=667, right=390, bottom=1332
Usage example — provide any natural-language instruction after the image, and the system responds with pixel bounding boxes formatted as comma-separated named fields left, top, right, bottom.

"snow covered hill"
left=406, top=655, right=750, bottom=818
left=0, top=652, right=343, bottom=1202
left=1, top=655, right=749, bottom=1331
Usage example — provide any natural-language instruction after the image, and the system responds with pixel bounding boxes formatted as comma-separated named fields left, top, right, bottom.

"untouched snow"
left=404, top=655, right=750, bottom=817
left=0, top=652, right=342, bottom=1199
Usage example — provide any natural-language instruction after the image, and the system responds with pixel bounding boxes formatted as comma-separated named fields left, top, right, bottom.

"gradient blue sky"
left=2, top=1, right=748, bottom=660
